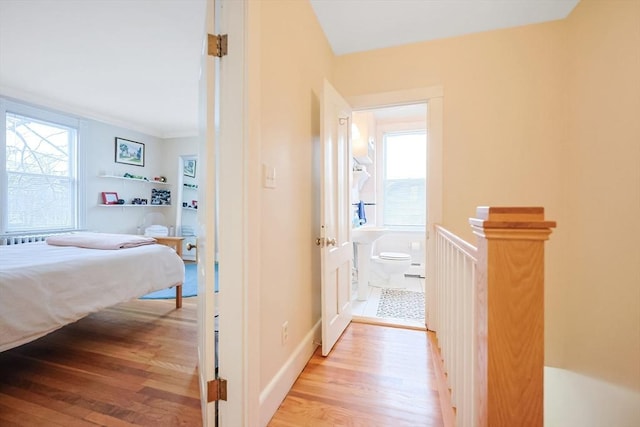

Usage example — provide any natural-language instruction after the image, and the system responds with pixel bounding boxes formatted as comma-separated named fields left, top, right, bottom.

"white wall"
left=84, top=120, right=177, bottom=234
left=0, top=95, right=192, bottom=236
left=545, top=367, right=640, bottom=427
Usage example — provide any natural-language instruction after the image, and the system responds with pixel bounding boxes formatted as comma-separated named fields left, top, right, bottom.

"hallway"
left=268, top=323, right=452, bottom=426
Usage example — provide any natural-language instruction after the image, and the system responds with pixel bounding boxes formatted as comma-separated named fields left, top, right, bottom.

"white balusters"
left=433, top=225, right=477, bottom=427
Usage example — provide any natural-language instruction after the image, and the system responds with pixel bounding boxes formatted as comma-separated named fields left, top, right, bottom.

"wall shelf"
left=99, top=175, right=171, bottom=186
left=99, top=175, right=172, bottom=207
left=99, top=204, right=171, bottom=207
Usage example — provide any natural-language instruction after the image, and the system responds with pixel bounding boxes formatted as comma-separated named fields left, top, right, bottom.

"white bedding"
left=0, top=241, right=184, bottom=351
left=46, top=231, right=157, bottom=249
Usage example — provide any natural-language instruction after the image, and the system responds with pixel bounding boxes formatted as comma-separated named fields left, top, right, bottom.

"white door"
left=197, top=0, right=219, bottom=424
left=320, top=80, right=353, bottom=356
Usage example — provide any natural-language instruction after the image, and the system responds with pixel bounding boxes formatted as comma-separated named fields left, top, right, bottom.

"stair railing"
left=432, top=207, right=556, bottom=427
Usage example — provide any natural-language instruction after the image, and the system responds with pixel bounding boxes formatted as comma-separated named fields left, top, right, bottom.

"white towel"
left=144, top=225, right=169, bottom=237
left=46, top=232, right=157, bottom=250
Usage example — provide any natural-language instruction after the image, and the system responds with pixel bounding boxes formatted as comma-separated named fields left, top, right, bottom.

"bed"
left=0, top=235, right=185, bottom=352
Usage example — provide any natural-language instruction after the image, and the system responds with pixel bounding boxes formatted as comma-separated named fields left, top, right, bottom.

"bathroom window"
left=381, top=130, right=426, bottom=227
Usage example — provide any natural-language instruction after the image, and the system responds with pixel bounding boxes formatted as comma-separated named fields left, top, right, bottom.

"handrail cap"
left=470, top=206, right=556, bottom=229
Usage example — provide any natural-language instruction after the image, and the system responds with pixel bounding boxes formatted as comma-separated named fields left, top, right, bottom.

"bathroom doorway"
left=350, top=103, right=428, bottom=329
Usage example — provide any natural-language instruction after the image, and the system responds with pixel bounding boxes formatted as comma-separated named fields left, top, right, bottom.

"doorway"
left=347, top=86, right=443, bottom=331
left=350, top=103, right=428, bottom=329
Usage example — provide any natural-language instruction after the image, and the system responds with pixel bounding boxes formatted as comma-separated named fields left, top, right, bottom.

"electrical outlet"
left=281, top=321, right=288, bottom=345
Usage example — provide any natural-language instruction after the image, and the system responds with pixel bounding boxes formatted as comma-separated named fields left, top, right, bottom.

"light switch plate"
left=263, top=164, right=276, bottom=189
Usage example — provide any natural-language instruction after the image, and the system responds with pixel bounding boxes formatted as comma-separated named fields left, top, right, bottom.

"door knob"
left=187, top=243, right=197, bottom=251
left=326, top=238, right=337, bottom=246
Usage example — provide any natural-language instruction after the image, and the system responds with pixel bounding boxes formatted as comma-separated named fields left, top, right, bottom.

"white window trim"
left=0, top=97, right=86, bottom=235
left=375, top=120, right=427, bottom=230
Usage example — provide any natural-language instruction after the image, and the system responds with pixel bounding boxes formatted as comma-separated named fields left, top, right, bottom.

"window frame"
left=375, top=121, right=427, bottom=230
left=1, top=98, right=86, bottom=235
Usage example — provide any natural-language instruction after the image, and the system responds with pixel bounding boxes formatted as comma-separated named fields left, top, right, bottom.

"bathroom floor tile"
left=352, top=276, right=426, bottom=328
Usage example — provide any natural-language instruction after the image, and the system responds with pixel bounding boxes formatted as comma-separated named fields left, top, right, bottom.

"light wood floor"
left=0, top=299, right=202, bottom=427
left=268, top=323, right=451, bottom=427
left=1, top=301, right=452, bottom=427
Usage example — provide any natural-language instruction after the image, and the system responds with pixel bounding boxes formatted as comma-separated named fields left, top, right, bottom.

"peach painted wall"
left=333, top=21, right=566, bottom=242
left=333, top=19, right=567, bottom=364
left=562, top=0, right=640, bottom=396
left=254, top=0, right=639, bottom=423
left=333, top=0, right=640, bottom=423
left=258, top=0, right=334, bottom=390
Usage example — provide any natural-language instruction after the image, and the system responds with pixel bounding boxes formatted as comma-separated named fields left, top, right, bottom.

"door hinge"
left=207, top=378, right=228, bottom=402
left=208, top=34, right=228, bottom=57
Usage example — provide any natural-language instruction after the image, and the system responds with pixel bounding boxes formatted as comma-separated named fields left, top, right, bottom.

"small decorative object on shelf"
left=151, top=189, right=171, bottom=205
left=153, top=176, right=167, bottom=183
left=102, top=192, right=119, bottom=205
left=123, top=172, right=148, bottom=181
left=182, top=201, right=197, bottom=210
left=131, top=198, right=148, bottom=205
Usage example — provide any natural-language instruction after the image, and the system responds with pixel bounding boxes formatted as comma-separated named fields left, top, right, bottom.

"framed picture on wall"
left=102, top=192, right=119, bottom=205
left=115, top=137, right=145, bottom=167
left=184, top=159, right=196, bottom=178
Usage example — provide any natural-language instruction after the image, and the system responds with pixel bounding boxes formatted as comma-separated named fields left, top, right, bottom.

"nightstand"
left=155, top=236, right=185, bottom=258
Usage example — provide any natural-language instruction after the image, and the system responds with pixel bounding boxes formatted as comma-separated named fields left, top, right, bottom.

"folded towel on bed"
left=46, top=232, right=157, bottom=250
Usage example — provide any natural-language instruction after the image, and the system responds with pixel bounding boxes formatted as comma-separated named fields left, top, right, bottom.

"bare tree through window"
left=5, top=112, right=77, bottom=231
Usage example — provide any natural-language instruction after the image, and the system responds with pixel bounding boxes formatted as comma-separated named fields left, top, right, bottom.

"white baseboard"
left=259, top=320, right=321, bottom=426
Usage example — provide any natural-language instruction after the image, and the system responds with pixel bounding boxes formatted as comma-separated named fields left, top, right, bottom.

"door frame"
left=207, top=0, right=261, bottom=425
left=347, top=86, right=443, bottom=329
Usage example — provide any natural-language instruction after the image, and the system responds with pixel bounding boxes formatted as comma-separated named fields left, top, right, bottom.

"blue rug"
left=140, top=263, right=207, bottom=299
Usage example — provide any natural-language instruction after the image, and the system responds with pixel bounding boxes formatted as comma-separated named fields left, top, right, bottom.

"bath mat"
left=376, top=289, right=425, bottom=320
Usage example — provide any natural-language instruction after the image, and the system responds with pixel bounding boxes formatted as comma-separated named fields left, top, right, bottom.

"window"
left=2, top=100, right=82, bottom=234
left=381, top=130, right=426, bottom=227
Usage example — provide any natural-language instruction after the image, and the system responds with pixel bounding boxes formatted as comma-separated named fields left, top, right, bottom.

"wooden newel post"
left=469, top=207, right=556, bottom=427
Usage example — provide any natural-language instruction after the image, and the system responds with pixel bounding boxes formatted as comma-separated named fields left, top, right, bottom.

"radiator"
left=1, top=233, right=61, bottom=246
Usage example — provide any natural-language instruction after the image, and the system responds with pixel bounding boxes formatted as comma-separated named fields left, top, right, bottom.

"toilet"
left=371, top=251, right=412, bottom=288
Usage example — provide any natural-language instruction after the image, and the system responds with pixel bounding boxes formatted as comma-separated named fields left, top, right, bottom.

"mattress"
left=0, top=241, right=184, bottom=351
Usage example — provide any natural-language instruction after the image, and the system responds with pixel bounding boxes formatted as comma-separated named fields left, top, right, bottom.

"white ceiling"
left=310, top=0, right=580, bottom=55
left=0, top=0, right=207, bottom=138
left=0, top=0, right=579, bottom=138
